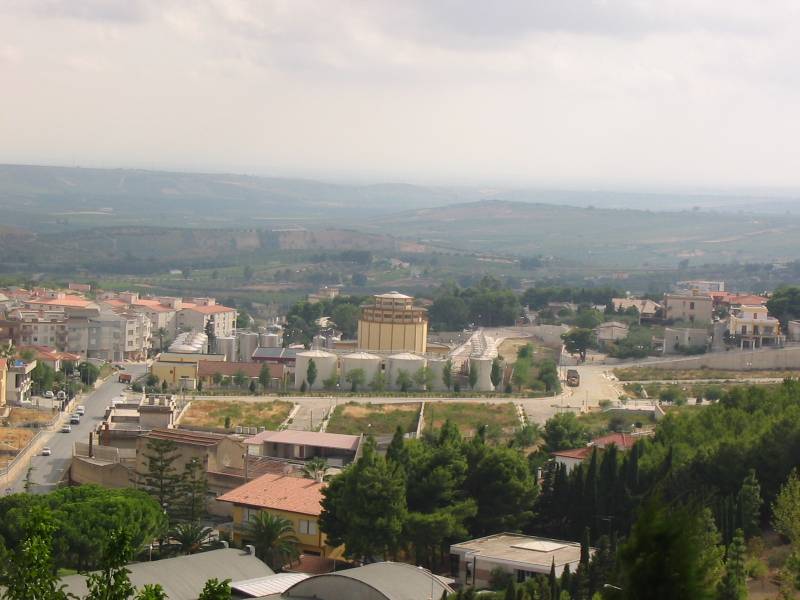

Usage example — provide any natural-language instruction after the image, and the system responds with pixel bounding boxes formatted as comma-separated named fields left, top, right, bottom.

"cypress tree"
left=549, top=558, right=558, bottom=600
left=737, top=469, right=762, bottom=539
left=718, top=529, right=747, bottom=600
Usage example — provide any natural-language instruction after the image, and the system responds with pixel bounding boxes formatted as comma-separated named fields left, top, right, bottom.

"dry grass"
left=0, top=427, right=36, bottom=466
left=425, top=401, right=520, bottom=437
left=180, top=399, right=293, bottom=430
left=6, top=407, right=55, bottom=426
left=498, top=338, right=555, bottom=365
left=614, top=367, right=798, bottom=381
left=326, top=402, right=420, bottom=435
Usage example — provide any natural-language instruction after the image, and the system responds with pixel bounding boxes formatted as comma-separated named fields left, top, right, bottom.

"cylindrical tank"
left=386, top=353, right=426, bottom=390
left=237, top=331, right=260, bottom=362
left=294, top=350, right=337, bottom=390
left=260, top=333, right=281, bottom=348
left=216, top=337, right=237, bottom=361
left=340, top=352, right=381, bottom=389
left=469, top=356, right=494, bottom=392
left=426, top=358, right=448, bottom=392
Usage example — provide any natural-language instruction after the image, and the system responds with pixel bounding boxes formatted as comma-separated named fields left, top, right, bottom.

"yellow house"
left=217, top=473, right=344, bottom=560
left=0, top=358, right=7, bottom=408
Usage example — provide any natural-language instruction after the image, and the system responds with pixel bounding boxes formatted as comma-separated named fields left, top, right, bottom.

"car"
left=69, top=415, right=80, bottom=424
left=76, top=405, right=86, bottom=416
left=60, top=424, right=72, bottom=433
left=41, top=447, right=52, bottom=456
left=43, top=391, right=54, bottom=399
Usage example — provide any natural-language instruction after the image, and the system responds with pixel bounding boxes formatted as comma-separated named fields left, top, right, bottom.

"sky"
left=1, top=0, right=800, bottom=189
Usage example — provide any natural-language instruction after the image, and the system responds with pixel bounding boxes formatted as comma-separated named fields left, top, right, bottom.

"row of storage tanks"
left=216, top=329, right=284, bottom=362
left=294, top=350, right=495, bottom=392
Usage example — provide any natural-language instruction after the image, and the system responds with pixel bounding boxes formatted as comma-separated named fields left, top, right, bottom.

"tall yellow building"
left=357, top=292, right=428, bottom=354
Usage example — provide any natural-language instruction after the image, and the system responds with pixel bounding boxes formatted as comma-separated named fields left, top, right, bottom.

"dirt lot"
left=424, top=401, right=520, bottom=438
left=5, top=407, right=56, bottom=426
left=0, top=428, right=36, bottom=468
left=180, top=399, right=293, bottom=430
left=498, top=338, right=556, bottom=364
left=326, top=402, right=420, bottom=435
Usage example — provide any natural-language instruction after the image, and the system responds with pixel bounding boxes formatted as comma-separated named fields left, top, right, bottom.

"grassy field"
left=424, top=401, right=520, bottom=437
left=180, top=399, right=293, bottom=430
left=578, top=409, right=657, bottom=435
left=614, top=367, right=798, bottom=381
left=622, top=381, right=779, bottom=400
left=498, top=338, right=556, bottom=364
left=326, top=402, right=421, bottom=435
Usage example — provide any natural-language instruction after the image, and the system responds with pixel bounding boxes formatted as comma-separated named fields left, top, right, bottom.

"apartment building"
left=728, top=304, right=784, bottom=348
left=663, top=292, right=713, bottom=324
left=5, top=359, right=36, bottom=404
left=177, top=298, right=237, bottom=338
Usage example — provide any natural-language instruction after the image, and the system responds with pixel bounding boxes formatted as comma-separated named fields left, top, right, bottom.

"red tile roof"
left=217, top=473, right=325, bottom=515
left=591, top=432, right=638, bottom=450
left=552, top=447, right=593, bottom=460
left=182, top=303, right=236, bottom=315
left=132, top=299, right=175, bottom=313
left=244, top=429, right=361, bottom=452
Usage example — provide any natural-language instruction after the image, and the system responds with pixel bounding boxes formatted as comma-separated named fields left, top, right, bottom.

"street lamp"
left=417, top=566, right=435, bottom=600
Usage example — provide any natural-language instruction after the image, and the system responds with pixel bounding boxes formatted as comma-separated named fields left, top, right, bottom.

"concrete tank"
left=469, top=356, right=494, bottom=392
left=387, top=353, right=426, bottom=390
left=426, top=358, right=449, bottom=392
left=216, top=336, right=237, bottom=362
left=340, top=352, right=382, bottom=389
left=237, top=331, right=260, bottom=362
left=260, top=333, right=281, bottom=348
left=295, top=350, right=337, bottom=390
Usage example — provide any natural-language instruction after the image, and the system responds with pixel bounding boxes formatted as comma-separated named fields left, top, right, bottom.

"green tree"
left=233, top=370, right=247, bottom=388
left=561, top=329, right=594, bottom=362
left=370, top=370, right=387, bottom=392
left=766, top=286, right=800, bottom=326
left=574, top=308, right=603, bottom=329
left=345, top=368, right=366, bottom=392
left=428, top=295, right=470, bottom=331
left=413, top=366, right=434, bottom=391
left=442, top=359, right=453, bottom=391
left=156, top=328, right=167, bottom=354
left=332, top=304, right=360, bottom=338
left=246, top=512, right=299, bottom=569
left=197, top=578, right=231, bottom=600
left=300, top=457, right=330, bottom=482
left=306, top=359, right=317, bottom=388
left=169, top=522, right=215, bottom=555
left=135, top=585, right=168, bottom=600
left=738, top=469, right=762, bottom=539
left=135, top=439, right=183, bottom=524
left=258, top=365, right=271, bottom=391
left=319, top=437, right=407, bottom=561
left=490, top=359, right=502, bottom=390
left=468, top=367, right=478, bottom=390
left=177, top=457, right=208, bottom=523
left=78, top=361, right=101, bottom=385
left=718, top=529, right=747, bottom=600
left=395, top=369, right=412, bottom=393
left=544, top=413, right=589, bottom=451
left=31, top=362, right=55, bottom=394
left=248, top=379, right=256, bottom=394
left=322, top=373, right=339, bottom=391
left=84, top=528, right=136, bottom=600
left=773, top=469, right=800, bottom=544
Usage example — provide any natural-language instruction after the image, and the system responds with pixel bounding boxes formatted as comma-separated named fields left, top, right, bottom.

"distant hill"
left=365, top=200, right=800, bottom=267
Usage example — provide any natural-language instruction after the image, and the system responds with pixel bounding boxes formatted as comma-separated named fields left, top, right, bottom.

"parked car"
left=41, top=447, right=52, bottom=456
left=43, top=390, right=54, bottom=399
left=69, top=414, right=80, bottom=424
left=61, top=424, right=72, bottom=433
left=76, top=405, right=86, bottom=416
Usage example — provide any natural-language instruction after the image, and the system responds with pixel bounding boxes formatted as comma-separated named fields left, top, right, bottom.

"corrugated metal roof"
left=231, top=573, right=309, bottom=597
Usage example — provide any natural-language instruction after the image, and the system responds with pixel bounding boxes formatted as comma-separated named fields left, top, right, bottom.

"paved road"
left=5, top=363, right=146, bottom=495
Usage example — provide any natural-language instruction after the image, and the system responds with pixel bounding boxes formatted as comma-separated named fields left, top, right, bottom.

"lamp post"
left=417, top=566, right=435, bottom=600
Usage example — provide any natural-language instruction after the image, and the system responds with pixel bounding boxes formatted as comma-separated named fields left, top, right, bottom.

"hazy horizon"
left=3, top=1, right=800, bottom=191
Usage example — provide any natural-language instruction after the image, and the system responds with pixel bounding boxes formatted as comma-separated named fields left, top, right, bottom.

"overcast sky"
left=1, top=0, right=800, bottom=189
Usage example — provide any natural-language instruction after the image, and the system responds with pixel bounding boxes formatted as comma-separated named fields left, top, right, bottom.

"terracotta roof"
left=730, top=294, right=768, bottom=306
left=143, top=428, right=225, bottom=447
left=217, top=473, right=325, bottom=515
left=182, top=304, right=236, bottom=315
left=102, top=299, right=129, bottom=308
left=591, top=432, right=638, bottom=450
left=283, top=555, right=346, bottom=575
left=133, top=299, right=175, bottom=313
left=37, top=296, right=95, bottom=308
left=552, top=447, right=593, bottom=460
left=244, top=429, right=361, bottom=452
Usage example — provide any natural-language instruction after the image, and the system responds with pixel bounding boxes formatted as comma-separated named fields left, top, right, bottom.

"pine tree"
left=135, top=438, right=183, bottom=523
left=718, top=529, right=747, bottom=600
left=386, top=426, right=408, bottom=467
left=177, top=457, right=208, bottom=523
left=549, top=558, right=559, bottom=600
left=738, top=469, right=762, bottom=539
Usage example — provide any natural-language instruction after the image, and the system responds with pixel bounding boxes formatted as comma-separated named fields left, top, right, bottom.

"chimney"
left=102, top=422, right=111, bottom=446
left=88, top=431, right=94, bottom=458
left=245, top=544, right=256, bottom=556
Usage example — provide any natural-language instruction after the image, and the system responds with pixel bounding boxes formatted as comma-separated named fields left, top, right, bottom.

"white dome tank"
left=426, top=358, right=449, bottom=392
left=340, top=352, right=382, bottom=389
left=295, top=350, right=337, bottom=390
left=469, top=356, right=494, bottom=392
left=386, top=353, right=426, bottom=390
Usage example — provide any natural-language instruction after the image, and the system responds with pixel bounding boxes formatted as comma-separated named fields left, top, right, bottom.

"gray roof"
left=60, top=548, right=274, bottom=600
left=252, top=347, right=297, bottom=360
left=281, top=562, right=453, bottom=600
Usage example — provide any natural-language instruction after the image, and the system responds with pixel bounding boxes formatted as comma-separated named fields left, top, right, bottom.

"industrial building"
left=356, top=292, right=428, bottom=354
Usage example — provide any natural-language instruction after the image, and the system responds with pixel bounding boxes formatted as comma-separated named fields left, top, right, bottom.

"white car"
left=41, top=447, right=52, bottom=456
left=61, top=424, right=72, bottom=433
left=43, top=391, right=55, bottom=399
left=76, top=405, right=86, bottom=416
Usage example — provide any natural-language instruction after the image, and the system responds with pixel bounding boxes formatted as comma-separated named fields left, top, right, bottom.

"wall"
left=70, top=456, right=134, bottom=488
left=647, top=346, right=800, bottom=370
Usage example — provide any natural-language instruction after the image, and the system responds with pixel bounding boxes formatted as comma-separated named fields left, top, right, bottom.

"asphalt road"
left=5, top=363, right=146, bottom=495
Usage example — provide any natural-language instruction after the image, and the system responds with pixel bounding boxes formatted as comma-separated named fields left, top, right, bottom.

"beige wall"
left=664, top=294, right=713, bottom=324
left=150, top=361, right=198, bottom=386
left=357, top=320, right=427, bottom=353
left=0, top=363, right=6, bottom=408
left=70, top=457, right=134, bottom=488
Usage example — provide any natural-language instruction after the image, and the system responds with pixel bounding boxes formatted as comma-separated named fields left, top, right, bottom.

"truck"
left=118, top=373, right=132, bottom=383
left=566, top=369, right=580, bottom=387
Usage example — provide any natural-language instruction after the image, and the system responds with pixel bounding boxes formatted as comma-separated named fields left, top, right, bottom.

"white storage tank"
left=426, top=358, right=449, bottom=392
left=216, top=336, right=237, bottom=361
left=469, top=356, right=494, bottom=392
left=340, top=352, right=382, bottom=389
left=237, top=331, right=260, bottom=362
left=386, top=353, right=426, bottom=390
left=260, top=333, right=281, bottom=348
left=294, top=350, right=337, bottom=390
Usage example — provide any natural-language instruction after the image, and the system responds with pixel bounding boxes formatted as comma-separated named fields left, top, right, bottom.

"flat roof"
left=451, top=533, right=585, bottom=570
left=244, top=429, right=361, bottom=452
left=142, top=428, right=225, bottom=447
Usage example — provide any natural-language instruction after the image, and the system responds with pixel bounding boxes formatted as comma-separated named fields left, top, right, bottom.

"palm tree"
left=246, top=512, right=300, bottom=569
left=300, top=457, right=330, bottom=482
left=0, top=342, right=16, bottom=358
left=170, top=522, right=215, bottom=555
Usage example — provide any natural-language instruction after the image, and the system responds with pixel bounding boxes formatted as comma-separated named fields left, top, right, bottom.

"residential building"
left=728, top=304, right=784, bottom=348
left=677, top=280, right=725, bottom=293
left=611, top=297, right=661, bottom=320
left=8, top=308, right=69, bottom=349
left=663, top=327, right=709, bottom=354
left=307, top=286, right=340, bottom=304
left=357, top=291, right=428, bottom=354
left=594, top=321, right=629, bottom=347
left=149, top=352, right=225, bottom=389
left=0, top=358, right=7, bottom=408
left=98, top=394, right=180, bottom=449
left=554, top=431, right=650, bottom=473
left=177, top=298, right=237, bottom=339
left=274, top=562, right=452, bottom=600
left=5, top=359, right=36, bottom=404
left=218, top=473, right=344, bottom=559
left=244, top=430, right=363, bottom=467
left=18, top=345, right=80, bottom=370
left=663, top=291, right=713, bottom=324
left=552, top=447, right=593, bottom=474
left=451, top=533, right=590, bottom=586
left=61, top=548, right=273, bottom=600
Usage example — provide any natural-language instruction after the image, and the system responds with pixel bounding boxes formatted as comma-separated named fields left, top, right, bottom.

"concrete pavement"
left=4, top=363, right=146, bottom=495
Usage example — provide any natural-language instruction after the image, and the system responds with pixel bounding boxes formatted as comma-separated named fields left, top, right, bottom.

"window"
left=689, top=302, right=695, bottom=310
left=298, top=519, right=318, bottom=535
